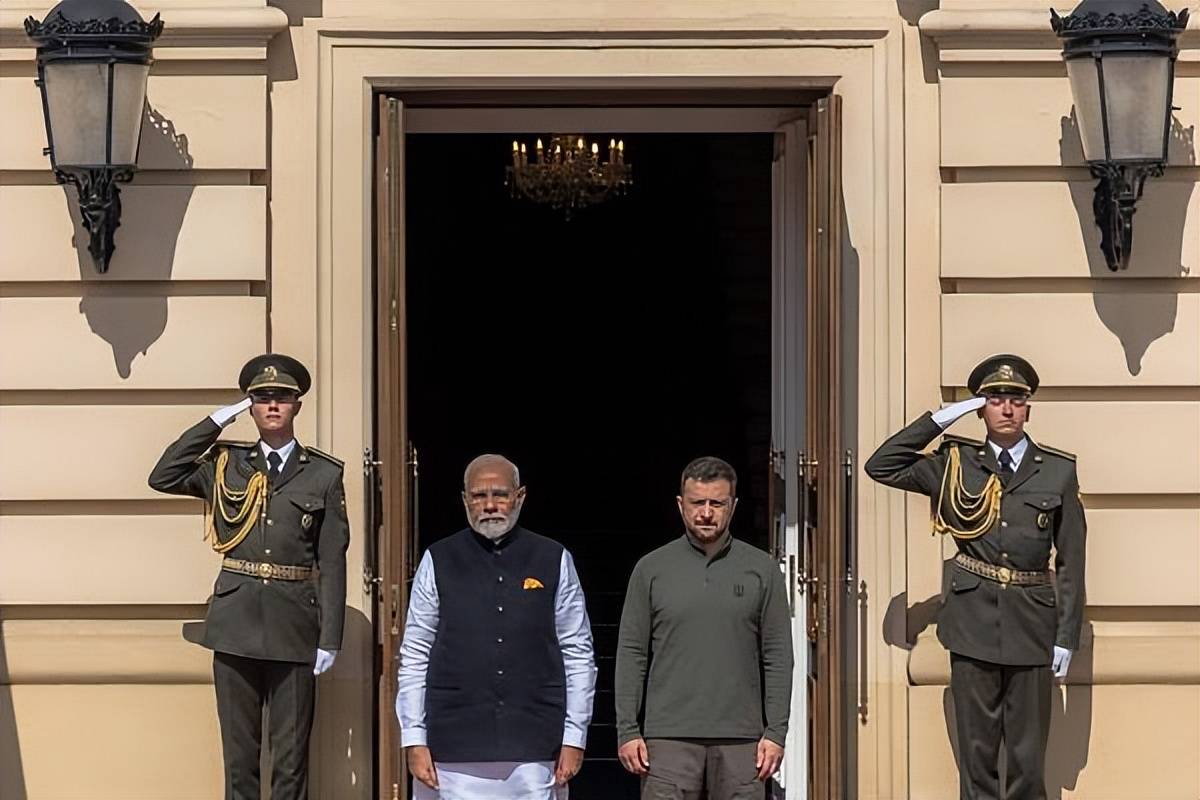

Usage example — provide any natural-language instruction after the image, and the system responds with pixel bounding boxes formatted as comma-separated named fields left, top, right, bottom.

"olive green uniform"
left=149, top=417, right=349, bottom=800
left=865, top=412, right=1086, bottom=800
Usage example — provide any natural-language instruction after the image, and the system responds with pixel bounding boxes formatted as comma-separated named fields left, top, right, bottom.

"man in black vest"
left=865, top=354, right=1086, bottom=800
left=148, top=353, right=350, bottom=800
left=396, top=454, right=597, bottom=800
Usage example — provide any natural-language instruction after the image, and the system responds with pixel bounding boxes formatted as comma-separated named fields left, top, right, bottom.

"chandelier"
left=506, top=134, right=632, bottom=218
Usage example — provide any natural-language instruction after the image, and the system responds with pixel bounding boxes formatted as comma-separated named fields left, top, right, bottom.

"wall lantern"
left=24, top=0, right=163, bottom=273
left=1051, top=0, right=1188, bottom=270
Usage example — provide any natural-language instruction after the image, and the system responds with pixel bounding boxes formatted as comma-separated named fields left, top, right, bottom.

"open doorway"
left=405, top=132, right=774, bottom=799
left=373, top=94, right=852, bottom=800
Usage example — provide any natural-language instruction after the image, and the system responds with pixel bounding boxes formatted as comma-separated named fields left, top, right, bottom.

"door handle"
left=362, top=448, right=383, bottom=594
left=407, top=443, right=420, bottom=583
left=390, top=583, right=401, bottom=637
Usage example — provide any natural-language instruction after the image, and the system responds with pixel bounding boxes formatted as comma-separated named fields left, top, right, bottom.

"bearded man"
left=395, top=454, right=597, bottom=799
left=614, top=456, right=793, bottom=800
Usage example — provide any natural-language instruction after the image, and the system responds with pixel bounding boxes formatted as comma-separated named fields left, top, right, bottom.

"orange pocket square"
left=523, top=577, right=544, bottom=590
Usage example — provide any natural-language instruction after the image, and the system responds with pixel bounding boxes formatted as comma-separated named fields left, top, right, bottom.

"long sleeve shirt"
left=614, top=533, right=793, bottom=747
left=396, top=547, right=597, bottom=749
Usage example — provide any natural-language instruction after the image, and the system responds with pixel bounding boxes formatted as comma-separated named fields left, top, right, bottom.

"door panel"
left=374, top=94, right=412, bottom=800
left=804, top=94, right=848, bottom=800
left=771, top=117, right=810, bottom=799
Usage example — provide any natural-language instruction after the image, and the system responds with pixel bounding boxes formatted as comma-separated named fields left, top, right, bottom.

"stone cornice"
left=920, top=7, right=1200, bottom=50
left=0, top=5, right=288, bottom=49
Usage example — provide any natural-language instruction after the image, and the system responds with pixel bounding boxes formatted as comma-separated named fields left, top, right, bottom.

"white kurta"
left=396, top=544, right=596, bottom=800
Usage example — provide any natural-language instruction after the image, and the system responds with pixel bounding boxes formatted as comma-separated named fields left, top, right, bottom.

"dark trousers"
left=950, top=653, right=1052, bottom=800
left=213, top=651, right=316, bottom=800
left=641, top=739, right=763, bottom=800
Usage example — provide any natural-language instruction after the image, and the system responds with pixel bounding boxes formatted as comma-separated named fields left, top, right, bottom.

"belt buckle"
left=257, top=562, right=273, bottom=579
left=996, top=566, right=1013, bottom=584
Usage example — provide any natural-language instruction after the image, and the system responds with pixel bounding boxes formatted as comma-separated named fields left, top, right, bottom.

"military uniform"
left=148, top=354, right=349, bottom=800
left=865, top=355, right=1086, bottom=800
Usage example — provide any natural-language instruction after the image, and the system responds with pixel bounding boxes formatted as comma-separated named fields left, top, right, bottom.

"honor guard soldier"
left=149, top=354, right=350, bottom=800
left=865, top=355, right=1086, bottom=800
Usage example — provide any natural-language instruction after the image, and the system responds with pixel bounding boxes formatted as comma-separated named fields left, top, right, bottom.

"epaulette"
left=305, top=446, right=344, bottom=469
left=199, top=440, right=255, bottom=462
left=1034, top=442, right=1076, bottom=462
left=941, top=433, right=984, bottom=450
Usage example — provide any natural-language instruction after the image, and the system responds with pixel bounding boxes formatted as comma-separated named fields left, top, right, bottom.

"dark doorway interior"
left=406, top=131, right=773, bottom=799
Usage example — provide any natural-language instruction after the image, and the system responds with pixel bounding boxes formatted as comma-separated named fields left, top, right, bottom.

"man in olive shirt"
left=615, top=457, right=793, bottom=800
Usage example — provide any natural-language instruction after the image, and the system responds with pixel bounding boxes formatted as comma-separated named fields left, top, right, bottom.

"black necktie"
left=267, top=451, right=282, bottom=482
left=998, top=449, right=1015, bottom=484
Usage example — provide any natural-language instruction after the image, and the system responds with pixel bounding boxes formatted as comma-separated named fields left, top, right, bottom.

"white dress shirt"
left=396, top=545, right=596, bottom=800
left=259, top=438, right=297, bottom=472
left=988, top=436, right=1028, bottom=472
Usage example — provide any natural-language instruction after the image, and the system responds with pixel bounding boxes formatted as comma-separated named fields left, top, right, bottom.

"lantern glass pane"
left=1066, top=57, right=1106, bottom=161
left=1101, top=54, right=1171, bottom=162
left=42, top=62, right=110, bottom=167
left=110, top=63, right=150, bottom=166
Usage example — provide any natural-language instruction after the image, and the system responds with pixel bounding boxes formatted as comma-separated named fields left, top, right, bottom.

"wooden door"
left=372, top=94, right=415, bottom=800
left=803, top=94, right=849, bottom=800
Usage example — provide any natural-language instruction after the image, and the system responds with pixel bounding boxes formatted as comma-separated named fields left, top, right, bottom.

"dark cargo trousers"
left=641, top=739, right=764, bottom=800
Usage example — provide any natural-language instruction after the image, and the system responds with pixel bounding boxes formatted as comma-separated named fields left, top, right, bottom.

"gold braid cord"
left=933, top=445, right=1002, bottom=540
left=205, top=449, right=267, bottom=554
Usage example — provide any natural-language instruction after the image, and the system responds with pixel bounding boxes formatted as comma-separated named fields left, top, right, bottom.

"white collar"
left=259, top=438, right=298, bottom=467
left=987, top=436, right=1029, bottom=468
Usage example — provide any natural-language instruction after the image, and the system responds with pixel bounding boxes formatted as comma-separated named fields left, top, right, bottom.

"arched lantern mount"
left=24, top=0, right=163, bottom=273
left=1051, top=0, right=1189, bottom=271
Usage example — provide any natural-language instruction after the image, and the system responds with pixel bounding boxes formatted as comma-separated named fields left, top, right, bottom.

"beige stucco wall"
left=912, top=4, right=1200, bottom=799
left=0, top=1, right=1195, bottom=798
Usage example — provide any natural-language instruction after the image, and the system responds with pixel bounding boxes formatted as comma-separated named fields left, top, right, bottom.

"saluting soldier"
left=148, top=354, right=350, bottom=800
left=865, top=354, right=1086, bottom=800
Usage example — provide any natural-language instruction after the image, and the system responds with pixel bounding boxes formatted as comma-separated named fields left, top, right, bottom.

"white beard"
left=472, top=509, right=521, bottom=540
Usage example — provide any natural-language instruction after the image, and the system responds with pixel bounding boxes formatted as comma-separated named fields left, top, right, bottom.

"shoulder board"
left=199, top=440, right=255, bottom=462
left=941, top=433, right=984, bottom=449
left=305, top=446, right=344, bottom=469
left=1035, top=442, right=1077, bottom=462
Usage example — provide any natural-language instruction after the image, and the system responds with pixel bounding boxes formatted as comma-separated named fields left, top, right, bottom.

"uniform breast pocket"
left=1019, top=493, right=1062, bottom=535
left=289, top=494, right=325, bottom=533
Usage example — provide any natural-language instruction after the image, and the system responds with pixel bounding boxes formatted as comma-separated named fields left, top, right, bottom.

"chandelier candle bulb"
left=505, top=133, right=632, bottom=218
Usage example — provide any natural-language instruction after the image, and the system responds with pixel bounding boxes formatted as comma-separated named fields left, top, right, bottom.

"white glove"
left=1052, top=646, right=1072, bottom=680
left=314, top=648, right=338, bottom=676
left=209, top=397, right=252, bottom=428
left=931, top=396, right=986, bottom=429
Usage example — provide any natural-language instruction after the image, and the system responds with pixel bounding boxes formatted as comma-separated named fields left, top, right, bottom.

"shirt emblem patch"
left=523, top=577, right=544, bottom=590
left=734, top=584, right=745, bottom=597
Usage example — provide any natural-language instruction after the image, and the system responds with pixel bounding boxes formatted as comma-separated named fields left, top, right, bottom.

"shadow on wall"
left=942, top=623, right=1094, bottom=800
left=842, top=183, right=862, bottom=800
left=0, top=615, right=28, bottom=800
left=70, top=104, right=195, bottom=378
left=885, top=573, right=1094, bottom=799
left=895, top=0, right=940, bottom=27
left=1059, top=110, right=1196, bottom=376
left=309, top=607, right=374, bottom=798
